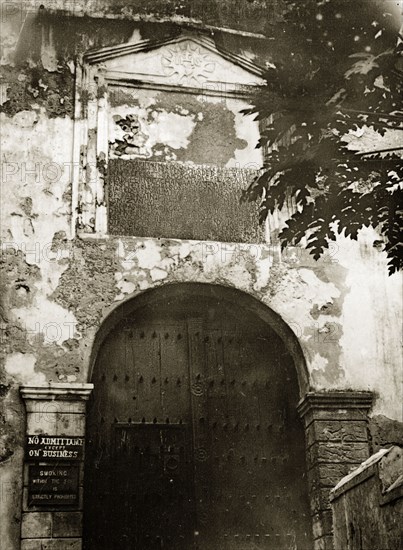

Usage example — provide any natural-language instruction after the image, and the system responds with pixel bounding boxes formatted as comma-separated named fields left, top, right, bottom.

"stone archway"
left=83, top=283, right=313, bottom=549
left=88, top=283, right=310, bottom=396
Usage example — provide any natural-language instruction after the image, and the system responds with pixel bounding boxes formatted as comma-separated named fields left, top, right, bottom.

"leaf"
left=346, top=53, right=379, bottom=78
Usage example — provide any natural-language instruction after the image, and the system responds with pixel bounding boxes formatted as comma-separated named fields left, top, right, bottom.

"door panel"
left=113, top=424, right=194, bottom=549
left=83, top=298, right=313, bottom=549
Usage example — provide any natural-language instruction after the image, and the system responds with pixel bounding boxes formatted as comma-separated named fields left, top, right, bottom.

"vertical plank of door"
left=222, top=331, right=253, bottom=538
left=134, top=324, right=161, bottom=422
left=204, top=327, right=228, bottom=537
left=187, top=318, right=211, bottom=544
left=125, top=327, right=139, bottom=419
left=112, top=329, right=131, bottom=422
left=159, top=321, right=190, bottom=424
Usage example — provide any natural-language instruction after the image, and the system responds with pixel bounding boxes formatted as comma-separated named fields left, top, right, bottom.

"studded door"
left=113, top=423, right=194, bottom=549
left=83, top=297, right=313, bottom=550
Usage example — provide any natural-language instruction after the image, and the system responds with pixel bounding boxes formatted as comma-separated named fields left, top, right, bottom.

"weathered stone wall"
left=1, top=7, right=402, bottom=549
left=331, top=446, right=403, bottom=550
left=7, top=0, right=284, bottom=34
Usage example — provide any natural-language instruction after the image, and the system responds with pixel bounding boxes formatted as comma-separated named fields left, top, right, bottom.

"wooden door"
left=113, top=424, right=194, bottom=549
left=83, top=297, right=312, bottom=549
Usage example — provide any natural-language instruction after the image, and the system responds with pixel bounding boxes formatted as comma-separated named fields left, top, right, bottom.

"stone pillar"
left=20, top=383, right=93, bottom=550
left=298, top=391, right=373, bottom=550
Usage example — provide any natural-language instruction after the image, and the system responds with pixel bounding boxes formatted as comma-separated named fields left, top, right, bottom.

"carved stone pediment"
left=85, top=34, right=266, bottom=91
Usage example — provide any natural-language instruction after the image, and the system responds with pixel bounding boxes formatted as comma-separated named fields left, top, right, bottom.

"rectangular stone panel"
left=108, top=159, right=263, bottom=242
left=307, top=441, right=369, bottom=469
left=305, top=420, right=368, bottom=448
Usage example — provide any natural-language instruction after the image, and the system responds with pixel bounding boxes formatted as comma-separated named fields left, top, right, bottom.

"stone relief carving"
left=161, top=42, right=216, bottom=85
left=109, top=114, right=149, bottom=158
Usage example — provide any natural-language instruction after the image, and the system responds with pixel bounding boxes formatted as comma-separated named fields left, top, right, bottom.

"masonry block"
left=26, top=410, right=59, bottom=434
left=55, top=413, right=86, bottom=436
left=309, top=487, right=333, bottom=514
left=308, top=462, right=361, bottom=490
left=52, top=512, right=83, bottom=538
left=21, top=538, right=82, bottom=550
left=27, top=412, right=86, bottom=436
left=21, top=512, right=52, bottom=539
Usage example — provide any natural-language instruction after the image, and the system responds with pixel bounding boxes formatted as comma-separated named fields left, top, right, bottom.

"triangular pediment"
left=85, top=34, right=266, bottom=89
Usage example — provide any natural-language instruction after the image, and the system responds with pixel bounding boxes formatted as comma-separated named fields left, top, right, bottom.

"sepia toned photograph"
left=0, top=1, right=402, bottom=549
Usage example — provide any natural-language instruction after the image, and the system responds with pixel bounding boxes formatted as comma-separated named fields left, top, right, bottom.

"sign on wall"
left=25, top=435, right=83, bottom=508
left=25, top=435, right=84, bottom=460
left=28, top=464, right=80, bottom=507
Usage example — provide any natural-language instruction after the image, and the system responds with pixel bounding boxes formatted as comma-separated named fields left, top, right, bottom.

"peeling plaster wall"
left=0, top=105, right=77, bottom=547
left=109, top=87, right=261, bottom=167
left=4, top=231, right=400, bottom=417
left=1, top=9, right=402, bottom=549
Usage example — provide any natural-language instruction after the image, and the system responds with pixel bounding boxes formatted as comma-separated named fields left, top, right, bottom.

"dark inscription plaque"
left=108, top=160, right=264, bottom=242
left=28, top=464, right=79, bottom=506
left=26, top=435, right=84, bottom=461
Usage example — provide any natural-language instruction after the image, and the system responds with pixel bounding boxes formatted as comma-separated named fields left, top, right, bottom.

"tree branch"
left=359, top=146, right=403, bottom=156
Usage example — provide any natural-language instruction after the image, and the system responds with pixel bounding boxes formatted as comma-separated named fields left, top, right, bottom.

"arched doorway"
left=83, top=284, right=313, bottom=549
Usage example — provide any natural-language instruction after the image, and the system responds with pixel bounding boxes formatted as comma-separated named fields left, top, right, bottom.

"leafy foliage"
left=242, top=0, right=403, bottom=273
